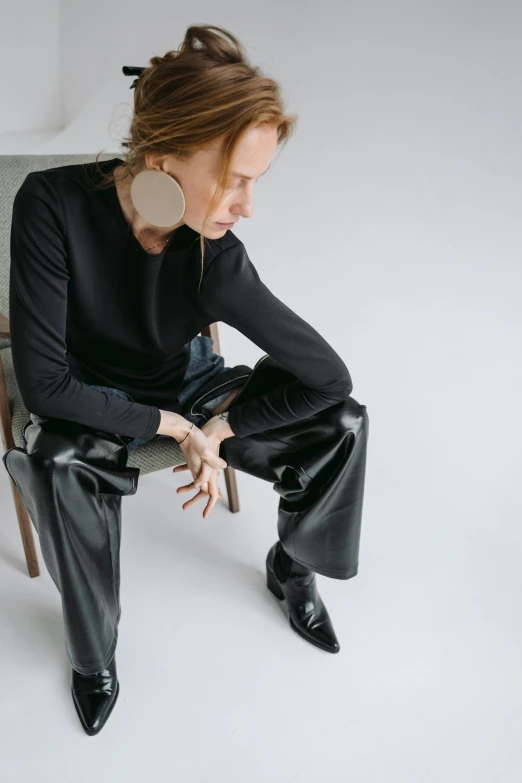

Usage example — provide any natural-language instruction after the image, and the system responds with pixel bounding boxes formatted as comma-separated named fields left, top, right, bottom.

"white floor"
left=1, top=446, right=520, bottom=782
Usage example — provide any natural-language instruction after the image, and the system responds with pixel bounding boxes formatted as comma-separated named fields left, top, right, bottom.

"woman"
left=3, top=24, right=369, bottom=736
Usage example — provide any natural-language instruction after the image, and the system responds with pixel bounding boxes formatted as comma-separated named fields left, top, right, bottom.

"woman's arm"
left=9, top=172, right=161, bottom=441
left=198, top=241, right=353, bottom=439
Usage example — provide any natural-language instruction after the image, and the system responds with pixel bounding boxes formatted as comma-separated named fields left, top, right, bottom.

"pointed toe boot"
left=266, top=541, right=340, bottom=654
left=71, top=655, right=120, bottom=736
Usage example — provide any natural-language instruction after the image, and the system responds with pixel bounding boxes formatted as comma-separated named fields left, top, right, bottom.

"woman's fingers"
left=176, top=468, right=223, bottom=516
left=203, top=470, right=220, bottom=519
left=194, top=460, right=213, bottom=488
left=173, top=463, right=201, bottom=493
left=175, top=462, right=213, bottom=493
left=172, top=430, right=226, bottom=514
left=211, top=454, right=227, bottom=469
left=176, top=462, right=204, bottom=493
left=200, top=444, right=227, bottom=470
left=177, top=482, right=199, bottom=494
left=179, top=487, right=207, bottom=511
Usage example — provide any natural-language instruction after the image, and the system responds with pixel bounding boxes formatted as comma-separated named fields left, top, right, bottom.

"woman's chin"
left=196, top=222, right=234, bottom=238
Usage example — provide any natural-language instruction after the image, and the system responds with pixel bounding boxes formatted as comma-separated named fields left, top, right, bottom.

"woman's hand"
left=173, top=419, right=228, bottom=519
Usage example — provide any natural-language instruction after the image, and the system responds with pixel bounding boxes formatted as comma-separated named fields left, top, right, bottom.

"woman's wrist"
left=156, top=410, right=193, bottom=441
left=157, top=409, right=235, bottom=442
left=203, top=411, right=235, bottom=441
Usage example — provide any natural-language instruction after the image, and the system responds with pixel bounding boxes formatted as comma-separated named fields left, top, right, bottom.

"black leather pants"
left=220, top=356, right=369, bottom=580
left=2, top=355, right=369, bottom=675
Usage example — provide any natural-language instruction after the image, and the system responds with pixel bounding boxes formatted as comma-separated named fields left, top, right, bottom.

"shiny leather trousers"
left=2, top=355, right=369, bottom=676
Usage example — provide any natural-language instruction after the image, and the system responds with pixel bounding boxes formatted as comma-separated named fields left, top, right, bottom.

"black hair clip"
left=122, top=65, right=146, bottom=89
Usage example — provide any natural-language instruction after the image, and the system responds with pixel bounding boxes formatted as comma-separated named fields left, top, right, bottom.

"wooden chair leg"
left=224, top=465, right=240, bottom=513
left=200, top=323, right=242, bottom=514
left=0, top=353, right=40, bottom=577
left=7, top=476, right=40, bottom=578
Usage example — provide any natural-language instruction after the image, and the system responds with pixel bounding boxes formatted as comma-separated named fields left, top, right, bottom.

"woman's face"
left=148, top=123, right=278, bottom=237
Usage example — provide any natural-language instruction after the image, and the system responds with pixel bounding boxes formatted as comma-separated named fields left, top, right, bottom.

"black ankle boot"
left=266, top=541, right=340, bottom=653
left=71, top=655, right=120, bottom=735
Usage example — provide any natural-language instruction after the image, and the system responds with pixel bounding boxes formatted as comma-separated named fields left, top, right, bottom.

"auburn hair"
left=92, top=24, right=298, bottom=291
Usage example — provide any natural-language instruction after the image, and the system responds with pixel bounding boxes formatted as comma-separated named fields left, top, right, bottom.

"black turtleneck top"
left=9, top=157, right=353, bottom=441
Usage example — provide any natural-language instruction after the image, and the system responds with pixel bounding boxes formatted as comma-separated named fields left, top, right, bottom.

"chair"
left=0, top=154, right=241, bottom=579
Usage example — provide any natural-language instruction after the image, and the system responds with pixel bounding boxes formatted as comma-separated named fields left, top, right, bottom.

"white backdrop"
left=1, top=2, right=521, bottom=780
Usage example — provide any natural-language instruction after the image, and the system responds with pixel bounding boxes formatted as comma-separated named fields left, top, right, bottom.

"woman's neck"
left=113, top=164, right=181, bottom=244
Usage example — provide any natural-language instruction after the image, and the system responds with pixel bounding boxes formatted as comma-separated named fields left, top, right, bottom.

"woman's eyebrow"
left=230, top=164, right=271, bottom=180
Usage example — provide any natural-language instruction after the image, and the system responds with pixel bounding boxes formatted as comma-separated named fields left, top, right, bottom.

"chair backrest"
left=0, top=153, right=117, bottom=331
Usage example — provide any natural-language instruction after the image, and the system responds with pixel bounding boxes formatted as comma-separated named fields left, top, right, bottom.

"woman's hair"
left=92, top=24, right=298, bottom=292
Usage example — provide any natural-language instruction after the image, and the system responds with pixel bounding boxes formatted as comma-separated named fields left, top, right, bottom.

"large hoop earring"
left=130, top=168, right=185, bottom=228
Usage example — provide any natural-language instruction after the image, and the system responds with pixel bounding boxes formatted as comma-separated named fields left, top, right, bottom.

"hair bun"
left=145, top=25, right=246, bottom=76
left=180, top=24, right=247, bottom=65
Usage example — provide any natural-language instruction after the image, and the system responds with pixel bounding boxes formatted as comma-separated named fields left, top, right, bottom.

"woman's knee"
left=10, top=415, right=138, bottom=501
left=319, top=396, right=369, bottom=442
left=22, top=415, right=124, bottom=466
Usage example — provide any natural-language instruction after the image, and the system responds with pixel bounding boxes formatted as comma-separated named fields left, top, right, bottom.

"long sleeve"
left=199, top=241, right=353, bottom=438
left=9, top=172, right=161, bottom=441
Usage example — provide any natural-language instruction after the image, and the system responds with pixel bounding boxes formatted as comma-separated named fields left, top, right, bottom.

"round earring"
left=130, top=168, right=185, bottom=228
